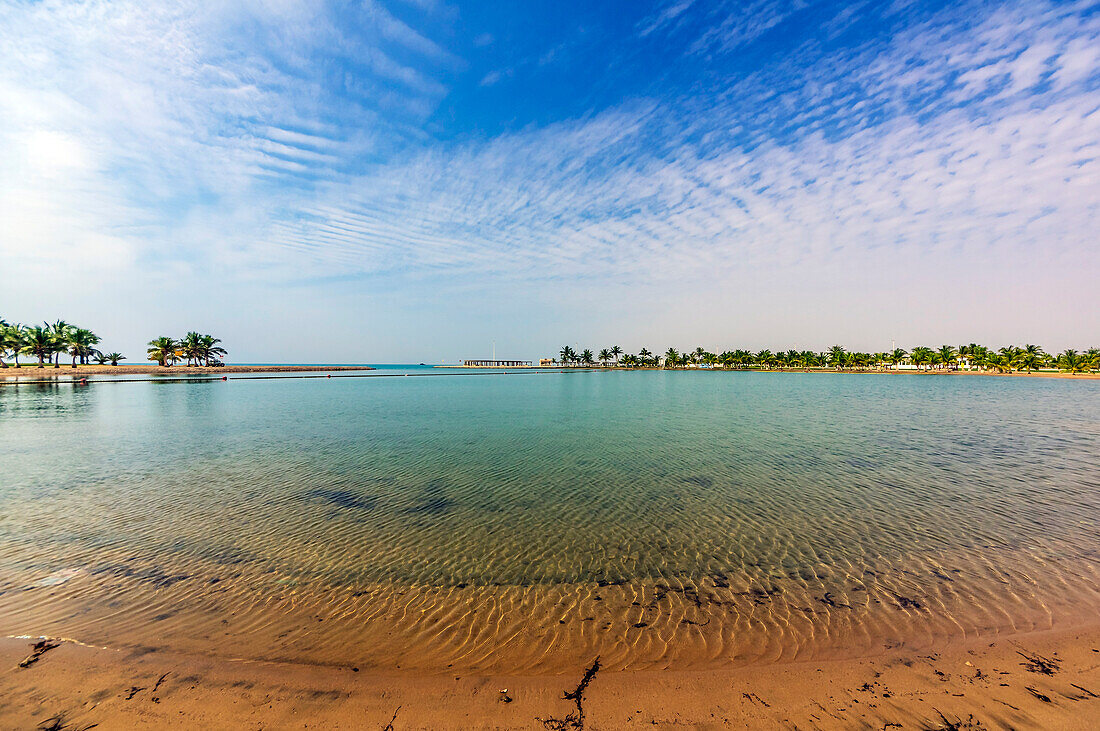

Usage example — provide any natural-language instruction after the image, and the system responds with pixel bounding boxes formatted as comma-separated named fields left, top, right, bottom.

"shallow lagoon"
left=2, top=368, right=1098, bottom=671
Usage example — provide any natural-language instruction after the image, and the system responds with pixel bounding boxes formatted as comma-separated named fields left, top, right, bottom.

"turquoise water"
left=1, top=368, right=1098, bottom=671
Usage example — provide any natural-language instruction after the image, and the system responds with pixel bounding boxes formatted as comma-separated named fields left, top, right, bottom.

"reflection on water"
left=1, top=369, right=1098, bottom=672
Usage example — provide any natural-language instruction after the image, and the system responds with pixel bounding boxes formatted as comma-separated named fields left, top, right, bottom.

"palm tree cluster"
left=556, top=343, right=1100, bottom=374
left=0, top=318, right=124, bottom=369
left=147, top=332, right=227, bottom=367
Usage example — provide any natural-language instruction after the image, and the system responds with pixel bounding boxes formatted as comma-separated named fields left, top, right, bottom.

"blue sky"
left=1, top=0, right=1098, bottom=362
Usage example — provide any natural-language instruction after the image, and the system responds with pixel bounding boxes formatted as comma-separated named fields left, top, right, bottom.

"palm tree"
left=610, top=345, right=622, bottom=366
left=1056, top=349, right=1088, bottom=374
left=580, top=349, right=595, bottom=367
left=147, top=337, right=180, bottom=367
left=105, top=352, right=126, bottom=366
left=559, top=345, right=576, bottom=366
left=0, top=322, right=27, bottom=368
left=664, top=348, right=680, bottom=369
left=1086, top=348, right=1100, bottom=373
left=910, top=346, right=934, bottom=370
left=638, top=348, right=652, bottom=367
left=67, top=327, right=100, bottom=368
left=887, top=348, right=908, bottom=369
left=959, top=343, right=988, bottom=370
left=180, top=331, right=203, bottom=367
left=46, top=320, right=71, bottom=368
left=598, top=348, right=611, bottom=367
left=93, top=352, right=109, bottom=365
left=827, top=345, right=846, bottom=369
left=1019, top=344, right=1046, bottom=373
left=996, top=346, right=1022, bottom=373
left=936, top=345, right=958, bottom=371
left=199, top=334, right=226, bottom=366
left=22, top=325, right=54, bottom=367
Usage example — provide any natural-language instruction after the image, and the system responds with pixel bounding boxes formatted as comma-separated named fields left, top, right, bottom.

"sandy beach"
left=3, top=366, right=1097, bottom=728
left=2, top=624, right=1097, bottom=729
left=0, top=364, right=375, bottom=379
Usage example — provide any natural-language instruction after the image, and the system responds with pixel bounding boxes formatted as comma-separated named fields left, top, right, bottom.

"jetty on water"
left=460, top=359, right=532, bottom=367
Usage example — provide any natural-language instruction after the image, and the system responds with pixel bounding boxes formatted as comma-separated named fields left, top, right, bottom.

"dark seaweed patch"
left=893, top=593, right=922, bottom=610
left=683, top=475, right=714, bottom=488
left=305, top=488, right=379, bottom=511
left=595, top=578, right=627, bottom=588
left=406, top=479, right=454, bottom=515
left=93, top=564, right=191, bottom=588
left=407, top=496, right=453, bottom=515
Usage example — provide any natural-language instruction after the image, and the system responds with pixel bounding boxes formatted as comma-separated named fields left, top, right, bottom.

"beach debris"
left=19, top=639, right=61, bottom=668
left=499, top=688, right=513, bottom=703
left=892, top=593, right=922, bottom=610
left=1015, top=649, right=1060, bottom=675
left=926, top=709, right=982, bottom=730
left=382, top=706, right=400, bottom=731
left=679, top=617, right=710, bottom=626
left=152, top=672, right=170, bottom=693
left=125, top=672, right=169, bottom=701
left=742, top=692, right=770, bottom=707
left=538, top=656, right=600, bottom=730
left=36, top=715, right=97, bottom=731
left=1070, top=683, right=1098, bottom=698
left=817, top=592, right=850, bottom=609
left=1025, top=686, right=1052, bottom=703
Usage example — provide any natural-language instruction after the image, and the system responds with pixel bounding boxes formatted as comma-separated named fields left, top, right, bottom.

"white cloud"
left=261, top=1, right=1099, bottom=293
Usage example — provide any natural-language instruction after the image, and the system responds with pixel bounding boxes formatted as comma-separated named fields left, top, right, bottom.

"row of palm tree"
left=146, top=332, right=226, bottom=367
left=0, top=319, right=124, bottom=368
left=556, top=344, right=1100, bottom=374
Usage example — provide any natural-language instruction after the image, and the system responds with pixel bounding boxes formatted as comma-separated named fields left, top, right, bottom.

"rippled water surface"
left=2, top=368, right=1098, bottom=672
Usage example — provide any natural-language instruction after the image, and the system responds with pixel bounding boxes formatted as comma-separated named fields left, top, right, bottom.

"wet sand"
left=2, top=624, right=1097, bottom=729
left=0, top=364, right=374, bottom=379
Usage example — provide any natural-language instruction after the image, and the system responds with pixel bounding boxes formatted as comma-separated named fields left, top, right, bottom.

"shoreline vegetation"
left=0, top=319, right=371, bottom=378
left=542, top=343, right=1100, bottom=375
left=0, top=319, right=235, bottom=370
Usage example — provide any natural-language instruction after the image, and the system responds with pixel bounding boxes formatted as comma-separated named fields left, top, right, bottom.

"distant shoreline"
left=441, top=364, right=1100, bottom=379
left=3, top=364, right=1095, bottom=380
left=0, top=364, right=375, bottom=379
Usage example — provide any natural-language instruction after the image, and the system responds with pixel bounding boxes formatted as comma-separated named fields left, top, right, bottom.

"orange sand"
left=2, top=623, right=1097, bottom=729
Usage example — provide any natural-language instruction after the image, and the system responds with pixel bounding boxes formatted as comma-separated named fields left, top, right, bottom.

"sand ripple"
left=1, top=371, right=1098, bottom=672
